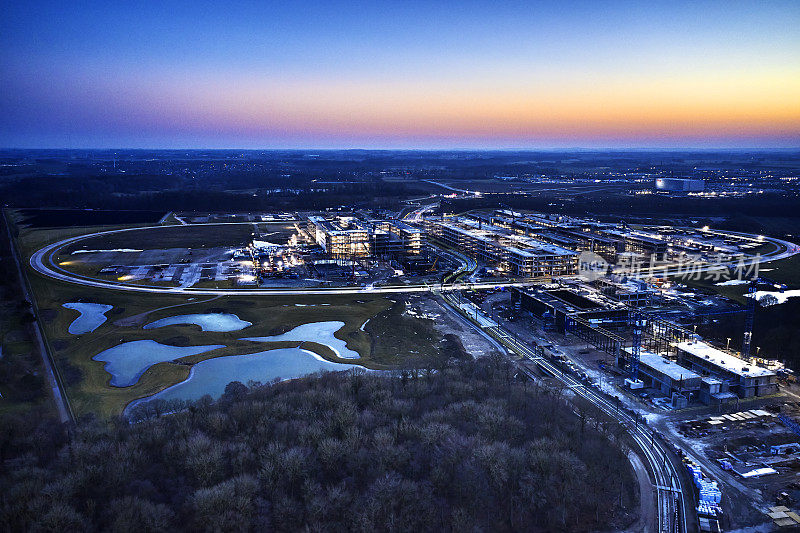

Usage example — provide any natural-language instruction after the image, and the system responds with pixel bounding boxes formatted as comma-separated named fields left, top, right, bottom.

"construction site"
left=18, top=200, right=800, bottom=532
left=510, top=279, right=783, bottom=407
left=452, top=253, right=795, bottom=532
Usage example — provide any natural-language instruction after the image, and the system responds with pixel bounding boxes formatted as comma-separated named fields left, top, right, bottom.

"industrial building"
left=626, top=348, right=702, bottom=396
left=601, top=229, right=669, bottom=260
left=675, top=341, right=778, bottom=398
left=512, top=283, right=776, bottom=404
left=655, top=177, right=705, bottom=193
left=439, top=209, right=762, bottom=272
left=477, top=210, right=671, bottom=263
left=374, top=220, right=424, bottom=256
left=307, top=216, right=426, bottom=261
left=632, top=358, right=736, bottom=406
left=559, top=230, right=620, bottom=262
left=596, top=278, right=655, bottom=307
left=308, top=216, right=371, bottom=259
left=425, top=217, right=578, bottom=277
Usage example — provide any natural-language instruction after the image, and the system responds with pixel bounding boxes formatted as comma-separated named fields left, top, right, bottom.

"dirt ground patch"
left=410, top=293, right=503, bottom=358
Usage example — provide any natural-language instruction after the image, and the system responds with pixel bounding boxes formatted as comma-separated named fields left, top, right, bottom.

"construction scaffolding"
left=637, top=313, right=695, bottom=358
left=566, top=314, right=624, bottom=358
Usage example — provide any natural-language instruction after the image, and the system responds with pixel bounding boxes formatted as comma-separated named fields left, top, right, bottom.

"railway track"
left=441, top=292, right=689, bottom=533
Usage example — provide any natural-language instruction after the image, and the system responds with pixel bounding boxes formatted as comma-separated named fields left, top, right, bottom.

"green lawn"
left=759, top=253, right=800, bottom=288
left=15, top=219, right=455, bottom=419
left=27, top=272, right=396, bottom=417
left=675, top=252, right=800, bottom=304
left=59, top=222, right=296, bottom=253
left=0, top=295, right=52, bottom=415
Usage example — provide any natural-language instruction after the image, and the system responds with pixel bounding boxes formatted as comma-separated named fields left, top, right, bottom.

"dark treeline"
left=3, top=149, right=796, bottom=177
left=2, top=149, right=797, bottom=218
left=0, top=174, right=420, bottom=212
left=0, top=214, right=47, bottom=404
left=1, top=358, right=637, bottom=532
left=443, top=193, right=800, bottom=223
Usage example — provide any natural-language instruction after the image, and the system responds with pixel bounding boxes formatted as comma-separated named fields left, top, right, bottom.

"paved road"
left=29, top=221, right=797, bottom=298
left=440, top=291, right=690, bottom=533
left=29, top=223, right=528, bottom=295
left=3, top=210, right=73, bottom=423
left=402, top=201, right=438, bottom=223
left=421, top=180, right=477, bottom=195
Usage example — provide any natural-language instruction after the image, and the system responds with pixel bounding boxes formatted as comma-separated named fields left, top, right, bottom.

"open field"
left=747, top=240, right=780, bottom=256
left=28, top=273, right=401, bottom=417
left=21, top=237, right=450, bottom=418
left=16, top=223, right=138, bottom=258
left=761, top=254, right=800, bottom=288
left=0, top=284, right=49, bottom=415
left=60, top=222, right=295, bottom=252
left=13, top=214, right=457, bottom=418
left=675, top=253, right=800, bottom=305
left=17, top=208, right=166, bottom=228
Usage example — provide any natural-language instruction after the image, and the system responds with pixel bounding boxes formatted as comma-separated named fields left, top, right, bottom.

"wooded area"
left=1, top=358, right=637, bottom=532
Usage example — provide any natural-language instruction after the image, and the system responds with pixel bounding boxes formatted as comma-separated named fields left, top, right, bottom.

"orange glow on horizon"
left=148, top=66, right=800, bottom=142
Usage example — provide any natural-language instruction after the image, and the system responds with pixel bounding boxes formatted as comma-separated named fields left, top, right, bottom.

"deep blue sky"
left=2, top=1, right=799, bottom=148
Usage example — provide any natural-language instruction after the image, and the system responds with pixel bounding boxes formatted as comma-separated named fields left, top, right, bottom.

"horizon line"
left=2, top=146, right=800, bottom=152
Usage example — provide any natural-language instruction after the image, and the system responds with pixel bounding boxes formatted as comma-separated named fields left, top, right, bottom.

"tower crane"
left=742, top=276, right=786, bottom=359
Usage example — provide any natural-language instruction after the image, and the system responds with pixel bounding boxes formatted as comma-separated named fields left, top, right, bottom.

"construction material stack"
left=685, top=459, right=723, bottom=532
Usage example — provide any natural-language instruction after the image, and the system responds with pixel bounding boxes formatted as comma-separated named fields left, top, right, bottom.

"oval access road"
left=30, top=222, right=798, bottom=296
left=29, top=223, right=526, bottom=296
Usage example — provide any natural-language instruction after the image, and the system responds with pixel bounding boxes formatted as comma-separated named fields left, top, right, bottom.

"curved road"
left=29, top=222, right=797, bottom=296
left=29, top=222, right=521, bottom=296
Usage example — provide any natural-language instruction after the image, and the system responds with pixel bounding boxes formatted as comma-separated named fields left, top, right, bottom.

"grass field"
left=747, top=241, right=780, bottom=256
left=13, top=220, right=463, bottom=418
left=27, top=273, right=396, bottom=417
left=674, top=253, right=800, bottom=304
left=60, top=222, right=296, bottom=253
left=0, top=295, right=51, bottom=415
left=21, top=235, right=445, bottom=417
left=760, top=253, right=800, bottom=288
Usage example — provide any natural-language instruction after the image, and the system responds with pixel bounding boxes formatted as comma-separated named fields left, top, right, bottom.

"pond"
left=242, top=321, right=360, bottom=359
left=143, top=313, right=251, bottom=332
left=63, top=302, right=114, bottom=334
left=93, top=340, right=224, bottom=387
left=126, top=347, right=364, bottom=408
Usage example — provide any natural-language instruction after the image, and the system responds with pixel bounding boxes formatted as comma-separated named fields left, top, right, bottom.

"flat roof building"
left=655, top=178, right=705, bottom=193
left=596, top=279, right=655, bottom=307
left=675, top=341, right=778, bottom=398
left=308, top=216, right=371, bottom=259
left=425, top=217, right=577, bottom=277
left=602, top=229, right=668, bottom=260
left=625, top=348, right=702, bottom=396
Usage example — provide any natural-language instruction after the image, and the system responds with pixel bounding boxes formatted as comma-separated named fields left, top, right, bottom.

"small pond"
left=63, top=302, right=113, bottom=334
left=242, top=321, right=359, bottom=359
left=126, top=347, right=363, bottom=409
left=93, top=340, right=224, bottom=387
left=143, top=313, right=251, bottom=332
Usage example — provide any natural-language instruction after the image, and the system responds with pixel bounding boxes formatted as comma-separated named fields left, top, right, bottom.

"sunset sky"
left=1, top=0, right=799, bottom=149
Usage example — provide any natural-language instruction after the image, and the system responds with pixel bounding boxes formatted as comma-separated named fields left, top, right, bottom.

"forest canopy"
left=1, top=358, right=637, bottom=532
